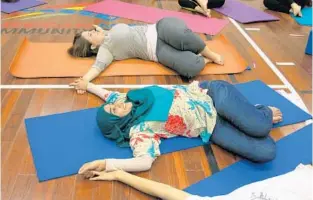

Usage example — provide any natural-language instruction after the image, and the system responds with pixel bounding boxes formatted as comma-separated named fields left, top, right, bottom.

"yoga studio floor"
left=1, top=0, right=312, bottom=199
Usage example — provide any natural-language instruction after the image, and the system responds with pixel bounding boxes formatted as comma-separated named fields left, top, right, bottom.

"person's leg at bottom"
left=156, top=17, right=223, bottom=64
left=199, top=80, right=282, bottom=138
left=156, top=39, right=207, bottom=79
left=210, top=115, right=276, bottom=163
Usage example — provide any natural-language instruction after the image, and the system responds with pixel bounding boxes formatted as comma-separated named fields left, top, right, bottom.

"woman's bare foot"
left=211, top=53, right=224, bottom=65
left=204, top=57, right=213, bottom=64
left=268, top=106, right=283, bottom=124
left=194, top=6, right=211, bottom=17
left=196, top=0, right=208, bottom=12
left=205, top=9, right=211, bottom=17
left=200, top=47, right=224, bottom=65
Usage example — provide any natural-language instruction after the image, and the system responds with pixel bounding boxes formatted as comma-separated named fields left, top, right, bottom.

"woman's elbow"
left=141, top=157, right=155, bottom=171
left=143, top=161, right=153, bottom=171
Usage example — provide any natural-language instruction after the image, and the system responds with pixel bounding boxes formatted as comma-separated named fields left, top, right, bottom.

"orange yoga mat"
left=10, top=35, right=247, bottom=78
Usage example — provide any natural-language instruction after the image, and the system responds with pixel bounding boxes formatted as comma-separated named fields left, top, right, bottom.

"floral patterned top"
left=103, top=81, right=217, bottom=159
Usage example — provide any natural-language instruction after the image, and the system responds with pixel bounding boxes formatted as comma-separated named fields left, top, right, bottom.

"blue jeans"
left=199, top=80, right=276, bottom=163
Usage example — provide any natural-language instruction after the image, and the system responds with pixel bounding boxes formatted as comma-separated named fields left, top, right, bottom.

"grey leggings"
left=156, top=17, right=206, bottom=79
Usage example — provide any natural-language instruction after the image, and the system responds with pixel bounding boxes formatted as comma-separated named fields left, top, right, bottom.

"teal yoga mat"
left=292, top=7, right=312, bottom=26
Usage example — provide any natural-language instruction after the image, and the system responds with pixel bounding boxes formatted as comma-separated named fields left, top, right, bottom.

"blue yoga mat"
left=292, top=7, right=312, bottom=26
left=305, top=30, right=312, bottom=55
left=184, top=124, right=312, bottom=196
left=232, top=80, right=311, bottom=128
left=25, top=80, right=312, bottom=181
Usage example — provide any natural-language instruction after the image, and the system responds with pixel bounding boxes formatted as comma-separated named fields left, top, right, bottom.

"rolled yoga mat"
left=213, top=0, right=279, bottom=23
left=9, top=35, right=247, bottom=78
left=1, top=0, right=46, bottom=14
left=83, top=0, right=228, bottom=35
left=292, top=7, right=312, bottom=26
left=25, top=80, right=312, bottom=181
left=184, top=124, right=312, bottom=196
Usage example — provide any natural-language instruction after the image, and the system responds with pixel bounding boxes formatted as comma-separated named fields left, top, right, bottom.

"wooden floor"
left=1, top=0, right=312, bottom=199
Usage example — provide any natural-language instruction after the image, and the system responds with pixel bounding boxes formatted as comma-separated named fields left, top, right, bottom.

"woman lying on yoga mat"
left=68, top=17, right=223, bottom=86
left=178, top=0, right=225, bottom=17
left=264, top=0, right=312, bottom=17
left=82, top=164, right=312, bottom=200
left=70, top=79, right=283, bottom=177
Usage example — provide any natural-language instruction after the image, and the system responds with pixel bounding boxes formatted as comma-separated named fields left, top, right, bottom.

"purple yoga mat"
left=214, top=0, right=279, bottom=23
left=1, top=0, right=46, bottom=14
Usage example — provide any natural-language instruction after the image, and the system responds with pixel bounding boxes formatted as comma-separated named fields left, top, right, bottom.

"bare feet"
left=268, top=106, right=283, bottom=124
left=204, top=57, right=213, bottom=64
left=200, top=47, right=224, bottom=65
left=205, top=9, right=211, bottom=18
left=196, top=0, right=208, bottom=12
left=211, top=53, right=224, bottom=65
left=194, top=6, right=211, bottom=17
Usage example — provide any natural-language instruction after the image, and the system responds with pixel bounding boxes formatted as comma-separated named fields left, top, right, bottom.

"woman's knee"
left=159, top=17, right=186, bottom=30
left=247, top=105, right=273, bottom=138
left=209, top=80, right=232, bottom=88
left=199, top=81, right=210, bottom=90
left=160, top=17, right=194, bottom=37
left=180, top=60, right=205, bottom=78
left=207, top=80, right=233, bottom=108
left=250, top=137, right=276, bottom=163
left=252, top=123, right=272, bottom=138
left=199, top=80, right=231, bottom=91
left=207, top=0, right=225, bottom=8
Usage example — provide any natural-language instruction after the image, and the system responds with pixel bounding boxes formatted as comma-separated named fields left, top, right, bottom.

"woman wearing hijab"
left=70, top=79, right=282, bottom=177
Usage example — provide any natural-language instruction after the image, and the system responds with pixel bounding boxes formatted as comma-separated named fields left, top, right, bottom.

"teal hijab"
left=96, top=86, right=174, bottom=147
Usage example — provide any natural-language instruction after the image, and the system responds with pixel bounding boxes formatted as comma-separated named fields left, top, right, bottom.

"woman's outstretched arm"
left=82, top=67, right=102, bottom=82
left=90, top=170, right=192, bottom=200
left=79, top=133, right=162, bottom=175
left=86, top=82, right=112, bottom=100
left=83, top=46, right=114, bottom=82
left=70, top=79, right=113, bottom=100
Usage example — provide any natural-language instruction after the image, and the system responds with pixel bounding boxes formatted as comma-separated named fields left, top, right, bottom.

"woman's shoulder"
left=110, top=23, right=131, bottom=33
left=106, top=23, right=131, bottom=42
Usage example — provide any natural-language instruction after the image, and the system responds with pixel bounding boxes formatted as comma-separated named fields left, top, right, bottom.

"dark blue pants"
left=199, top=80, right=276, bottom=163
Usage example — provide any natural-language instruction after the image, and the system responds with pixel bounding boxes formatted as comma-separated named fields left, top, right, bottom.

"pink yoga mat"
left=84, top=0, right=228, bottom=35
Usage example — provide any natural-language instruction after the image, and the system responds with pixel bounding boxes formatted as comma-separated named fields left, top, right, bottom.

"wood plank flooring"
left=1, top=0, right=312, bottom=199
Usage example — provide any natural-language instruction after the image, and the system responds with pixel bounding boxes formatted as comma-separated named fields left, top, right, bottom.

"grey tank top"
left=92, top=24, right=150, bottom=71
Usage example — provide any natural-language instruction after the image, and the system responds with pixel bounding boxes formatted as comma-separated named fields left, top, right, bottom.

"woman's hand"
left=78, top=159, right=107, bottom=179
left=89, top=170, right=120, bottom=181
left=93, top=24, right=105, bottom=33
left=69, top=78, right=88, bottom=94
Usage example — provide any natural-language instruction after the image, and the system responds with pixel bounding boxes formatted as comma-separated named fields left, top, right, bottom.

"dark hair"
left=1, top=0, right=20, bottom=2
left=67, top=31, right=98, bottom=58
